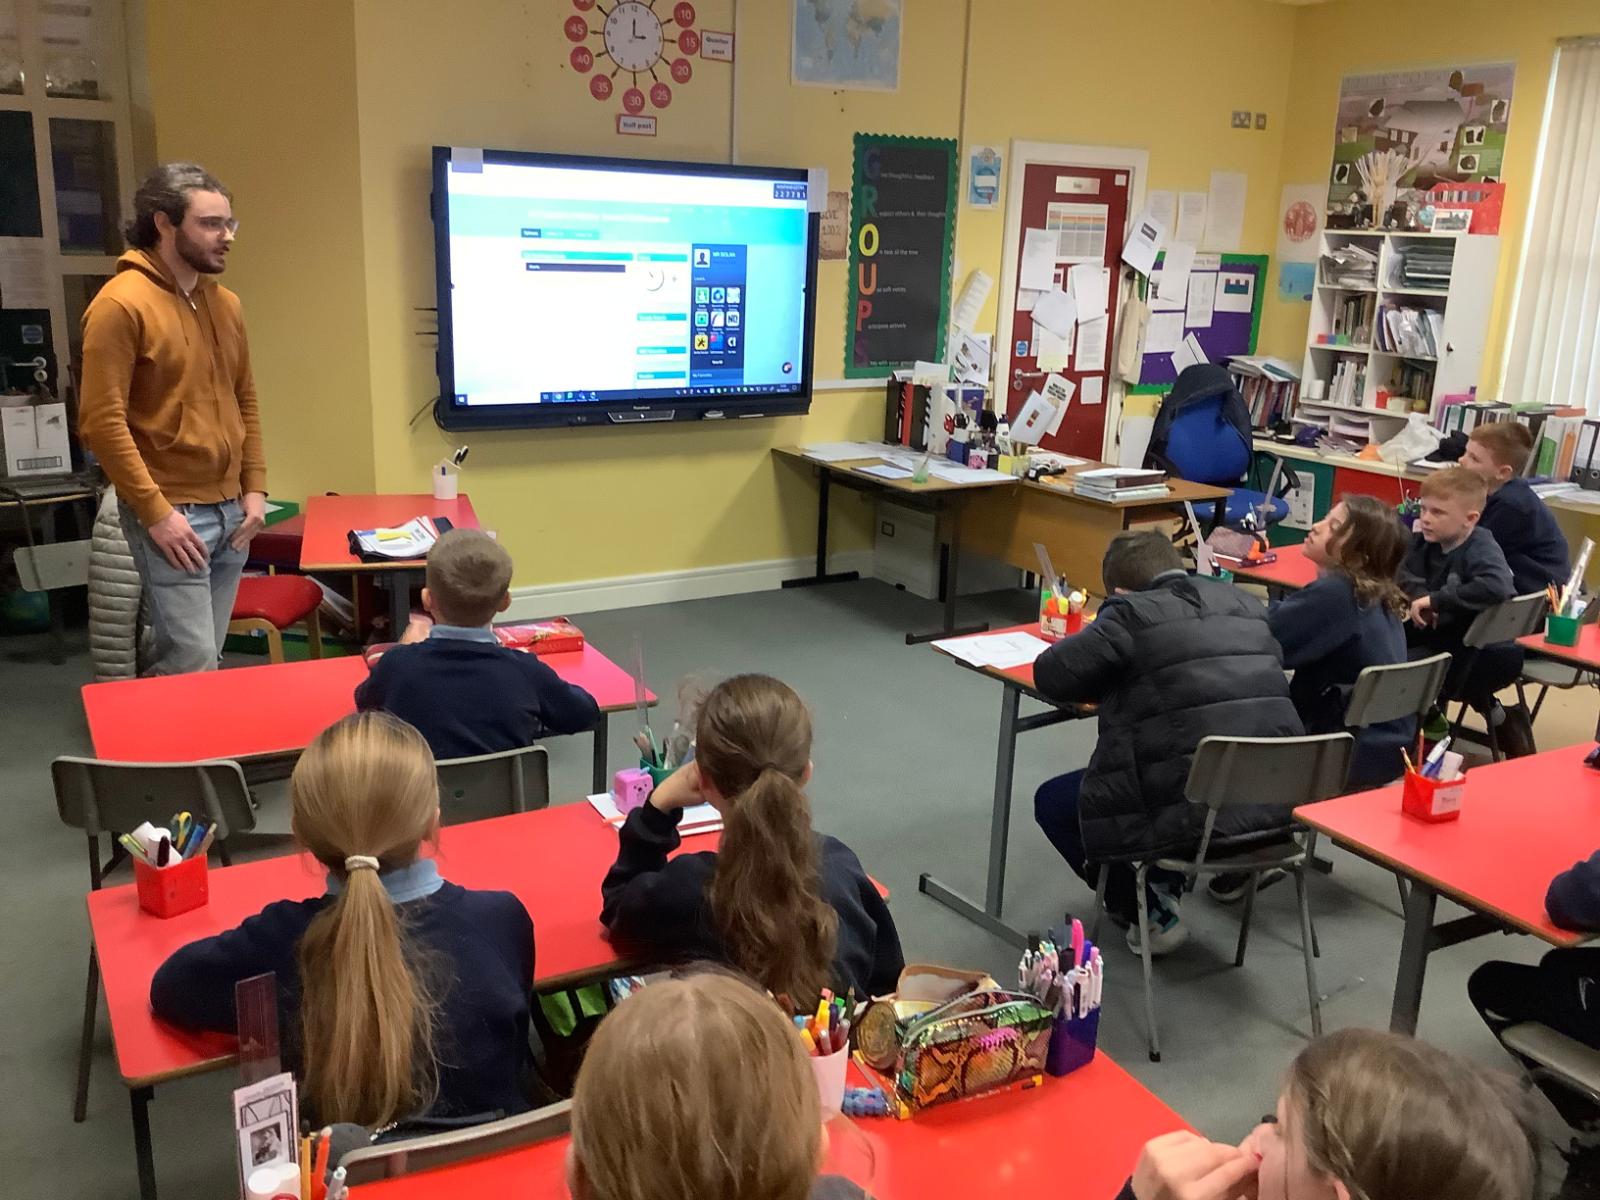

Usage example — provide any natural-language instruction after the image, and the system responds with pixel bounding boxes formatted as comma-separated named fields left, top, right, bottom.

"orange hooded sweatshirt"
left=78, top=249, right=266, bottom=527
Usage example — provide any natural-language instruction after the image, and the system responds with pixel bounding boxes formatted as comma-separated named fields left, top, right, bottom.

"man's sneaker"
left=1206, top=868, right=1287, bottom=904
left=1125, top=908, right=1188, bottom=957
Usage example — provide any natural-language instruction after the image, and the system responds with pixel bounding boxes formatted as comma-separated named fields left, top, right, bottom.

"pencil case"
left=856, top=985, right=1051, bottom=1116
left=492, top=618, right=585, bottom=656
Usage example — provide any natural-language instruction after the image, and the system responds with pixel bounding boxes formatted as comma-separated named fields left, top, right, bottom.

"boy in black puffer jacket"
left=1033, top=531, right=1303, bottom=956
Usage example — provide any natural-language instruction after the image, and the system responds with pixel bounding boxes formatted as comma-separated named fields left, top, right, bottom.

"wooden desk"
left=89, top=805, right=717, bottom=1199
left=774, top=446, right=1018, bottom=644
left=921, top=622, right=1092, bottom=943
left=1227, top=543, right=1318, bottom=599
left=81, top=643, right=657, bottom=792
left=776, top=446, right=1230, bottom=643
left=348, top=1051, right=1185, bottom=1200
left=1295, top=744, right=1597, bottom=1035
left=299, top=493, right=481, bottom=633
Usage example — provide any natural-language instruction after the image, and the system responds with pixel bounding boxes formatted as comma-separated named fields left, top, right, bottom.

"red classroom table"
left=1518, top=624, right=1600, bottom=739
left=80, top=642, right=656, bottom=792
left=348, top=1052, right=1185, bottom=1199
left=88, top=805, right=717, bottom=1199
left=1295, top=744, right=1598, bottom=1035
left=299, top=493, right=481, bottom=635
left=1225, top=543, right=1317, bottom=599
left=922, top=623, right=1093, bottom=945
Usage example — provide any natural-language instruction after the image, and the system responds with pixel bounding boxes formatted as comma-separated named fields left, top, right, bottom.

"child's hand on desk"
left=649, top=763, right=705, bottom=813
left=1131, top=1131, right=1260, bottom=1200
left=1407, top=596, right=1436, bottom=627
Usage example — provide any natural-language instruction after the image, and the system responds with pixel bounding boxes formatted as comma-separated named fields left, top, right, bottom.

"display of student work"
left=845, top=133, right=958, bottom=377
left=430, top=148, right=820, bottom=430
left=1132, top=253, right=1266, bottom=392
left=1326, top=63, right=1515, bottom=232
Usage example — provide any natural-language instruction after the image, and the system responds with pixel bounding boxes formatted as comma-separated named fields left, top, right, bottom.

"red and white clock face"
left=566, top=0, right=700, bottom=126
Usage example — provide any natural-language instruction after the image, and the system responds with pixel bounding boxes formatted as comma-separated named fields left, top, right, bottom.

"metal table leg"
left=131, top=1085, right=157, bottom=1200
left=592, top=714, right=609, bottom=794
left=906, top=498, right=988, bottom=645
left=1389, top=881, right=1437, bottom=1035
left=919, top=685, right=1026, bottom=946
left=782, top=466, right=861, bottom=588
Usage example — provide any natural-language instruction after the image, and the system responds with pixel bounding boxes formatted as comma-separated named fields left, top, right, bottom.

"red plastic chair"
left=228, top=574, right=323, bottom=663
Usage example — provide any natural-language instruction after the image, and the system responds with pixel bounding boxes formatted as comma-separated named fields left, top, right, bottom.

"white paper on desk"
left=1214, top=271, right=1255, bottom=314
left=802, top=441, right=891, bottom=462
left=1068, top=263, right=1109, bottom=321
left=1016, top=287, right=1044, bottom=312
left=1176, top=192, right=1207, bottom=246
left=951, top=269, right=992, bottom=333
left=948, top=631, right=1055, bottom=670
left=587, top=792, right=722, bottom=833
left=1121, top=210, right=1167, bottom=276
left=1011, top=389, right=1056, bottom=445
left=1042, top=373, right=1076, bottom=436
left=0, top=237, right=50, bottom=309
left=1147, top=271, right=1185, bottom=311
left=1171, top=332, right=1208, bottom=375
left=1146, top=190, right=1177, bottom=233
left=1076, top=316, right=1109, bottom=373
left=1031, top=288, right=1077, bottom=337
left=1157, top=242, right=1194, bottom=303
left=927, top=462, right=1015, bottom=484
left=1202, top=171, right=1247, bottom=252
left=1145, top=311, right=1185, bottom=354
left=1021, top=228, right=1056, bottom=291
left=1033, top=323, right=1072, bottom=371
left=1185, top=272, right=1215, bottom=327
left=860, top=462, right=914, bottom=480
left=1081, top=375, right=1104, bottom=406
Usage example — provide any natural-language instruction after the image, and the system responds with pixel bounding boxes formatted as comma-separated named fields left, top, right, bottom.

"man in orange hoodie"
left=79, top=163, right=268, bottom=675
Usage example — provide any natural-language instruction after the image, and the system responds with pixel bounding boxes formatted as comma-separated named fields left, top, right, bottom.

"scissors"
left=170, top=811, right=194, bottom=845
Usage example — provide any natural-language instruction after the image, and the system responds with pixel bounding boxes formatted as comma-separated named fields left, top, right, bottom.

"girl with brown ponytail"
left=151, top=712, right=538, bottom=1127
left=601, top=674, right=903, bottom=1008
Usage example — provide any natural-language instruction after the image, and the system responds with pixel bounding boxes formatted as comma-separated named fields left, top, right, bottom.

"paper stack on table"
left=932, top=631, right=1055, bottom=670
left=588, top=792, right=723, bottom=835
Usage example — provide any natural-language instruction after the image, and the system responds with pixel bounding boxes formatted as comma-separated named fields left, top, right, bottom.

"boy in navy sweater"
left=355, top=529, right=599, bottom=760
left=1460, top=422, right=1570, bottom=596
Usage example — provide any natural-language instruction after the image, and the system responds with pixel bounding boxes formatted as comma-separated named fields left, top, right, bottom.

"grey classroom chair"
left=1500, top=1023, right=1600, bottom=1115
left=1093, top=733, right=1354, bottom=1063
left=338, top=1100, right=572, bottom=1185
left=436, top=744, right=550, bottom=825
left=1517, top=594, right=1600, bottom=729
left=1446, top=592, right=1551, bottom=761
left=53, top=756, right=258, bottom=1124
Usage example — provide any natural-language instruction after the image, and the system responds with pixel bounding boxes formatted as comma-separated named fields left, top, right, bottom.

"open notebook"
left=586, top=793, right=723, bottom=835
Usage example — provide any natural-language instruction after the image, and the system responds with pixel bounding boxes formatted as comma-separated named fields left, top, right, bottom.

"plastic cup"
left=810, top=1043, right=849, bottom=1118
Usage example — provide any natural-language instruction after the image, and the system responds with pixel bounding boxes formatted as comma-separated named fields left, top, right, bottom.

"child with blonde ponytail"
left=601, top=674, right=903, bottom=1007
left=151, top=711, right=538, bottom=1127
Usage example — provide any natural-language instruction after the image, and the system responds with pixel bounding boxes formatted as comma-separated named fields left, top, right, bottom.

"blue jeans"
left=1034, top=770, right=1185, bottom=924
left=120, top=498, right=248, bottom=676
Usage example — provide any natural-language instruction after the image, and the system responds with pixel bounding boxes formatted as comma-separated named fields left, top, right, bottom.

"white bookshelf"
left=1298, top=230, right=1499, bottom=441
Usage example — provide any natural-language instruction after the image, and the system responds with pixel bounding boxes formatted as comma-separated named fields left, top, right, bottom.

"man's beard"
left=175, top=226, right=224, bottom=275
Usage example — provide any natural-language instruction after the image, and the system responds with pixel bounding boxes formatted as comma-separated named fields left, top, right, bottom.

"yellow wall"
left=141, top=0, right=377, bottom=504
left=1263, top=0, right=1600, bottom=385
left=139, top=0, right=1595, bottom=589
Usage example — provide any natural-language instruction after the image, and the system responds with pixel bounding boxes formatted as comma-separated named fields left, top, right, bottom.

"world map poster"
left=792, top=0, right=901, bottom=90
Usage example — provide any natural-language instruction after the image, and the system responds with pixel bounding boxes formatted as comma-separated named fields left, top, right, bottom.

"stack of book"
left=1072, top=467, right=1169, bottom=502
left=1376, top=305, right=1444, bottom=357
left=1326, top=358, right=1367, bottom=406
left=1319, top=243, right=1378, bottom=288
left=1227, top=357, right=1300, bottom=429
left=1391, top=243, right=1454, bottom=290
left=1331, top=293, right=1376, bottom=344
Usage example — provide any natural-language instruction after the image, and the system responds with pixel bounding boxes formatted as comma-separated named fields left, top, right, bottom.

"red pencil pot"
left=135, top=854, right=209, bottom=918
left=1065, top=610, right=1084, bottom=635
left=1401, top=770, right=1465, bottom=823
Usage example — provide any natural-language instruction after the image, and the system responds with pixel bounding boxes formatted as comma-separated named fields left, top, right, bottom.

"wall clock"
left=565, top=0, right=702, bottom=132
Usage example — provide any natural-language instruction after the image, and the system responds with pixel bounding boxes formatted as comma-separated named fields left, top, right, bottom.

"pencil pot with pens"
left=1547, top=613, right=1581, bottom=647
left=1019, top=923, right=1104, bottom=1078
left=1402, top=767, right=1466, bottom=822
left=135, top=852, right=208, bottom=918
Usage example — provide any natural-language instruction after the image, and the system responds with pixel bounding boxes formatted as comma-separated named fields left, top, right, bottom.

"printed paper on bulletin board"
left=844, top=133, right=958, bottom=377
left=1130, top=253, right=1267, bottom=393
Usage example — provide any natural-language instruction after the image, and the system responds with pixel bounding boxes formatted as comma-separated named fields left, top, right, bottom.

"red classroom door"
left=1005, top=164, right=1131, bottom=460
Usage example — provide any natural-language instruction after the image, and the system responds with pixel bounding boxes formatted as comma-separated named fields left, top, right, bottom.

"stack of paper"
left=1319, top=243, right=1378, bottom=288
left=932, top=631, right=1055, bottom=671
left=802, top=442, right=897, bottom=462
left=587, top=792, right=723, bottom=835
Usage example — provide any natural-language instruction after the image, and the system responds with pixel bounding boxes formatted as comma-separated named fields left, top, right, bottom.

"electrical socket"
left=1231, top=110, right=1251, bottom=129
left=1255, top=112, right=1268, bottom=130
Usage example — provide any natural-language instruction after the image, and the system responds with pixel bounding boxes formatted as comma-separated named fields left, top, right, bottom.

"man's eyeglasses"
left=191, top=216, right=239, bottom=235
